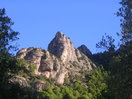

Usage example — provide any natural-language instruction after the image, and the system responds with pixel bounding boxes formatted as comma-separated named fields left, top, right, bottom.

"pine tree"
left=0, top=8, right=19, bottom=77
left=0, top=8, right=19, bottom=52
left=117, top=0, right=132, bottom=43
left=109, top=0, right=132, bottom=99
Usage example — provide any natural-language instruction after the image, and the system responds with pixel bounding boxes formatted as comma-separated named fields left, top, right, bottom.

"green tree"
left=96, top=33, right=115, bottom=52
left=92, top=33, right=116, bottom=70
left=0, top=8, right=19, bottom=99
left=110, top=50, right=132, bottom=99
left=0, top=8, right=19, bottom=79
left=85, top=66, right=110, bottom=99
left=0, top=8, right=19, bottom=52
left=109, top=0, right=132, bottom=98
left=117, top=0, right=132, bottom=43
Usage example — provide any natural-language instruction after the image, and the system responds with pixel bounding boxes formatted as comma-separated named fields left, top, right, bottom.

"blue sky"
left=1, top=0, right=121, bottom=53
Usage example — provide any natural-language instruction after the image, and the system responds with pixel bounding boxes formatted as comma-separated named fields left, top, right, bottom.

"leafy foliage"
left=0, top=8, right=19, bottom=79
left=117, top=0, right=132, bottom=43
left=1, top=1, right=132, bottom=98
left=108, top=0, right=132, bottom=99
left=0, top=8, right=19, bottom=52
left=96, top=33, right=115, bottom=52
left=34, top=66, right=109, bottom=99
left=109, top=45, right=132, bottom=99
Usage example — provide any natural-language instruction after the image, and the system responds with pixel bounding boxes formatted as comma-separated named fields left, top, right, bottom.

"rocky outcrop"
left=17, top=32, right=96, bottom=85
left=78, top=45, right=92, bottom=57
left=8, top=76, right=30, bottom=88
left=48, top=32, right=77, bottom=62
left=8, top=76, right=46, bottom=91
left=32, top=80, right=46, bottom=91
left=17, top=47, right=66, bottom=84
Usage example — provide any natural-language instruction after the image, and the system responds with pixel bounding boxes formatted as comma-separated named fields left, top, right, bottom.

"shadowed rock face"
left=17, top=32, right=96, bottom=85
left=78, top=45, right=92, bottom=57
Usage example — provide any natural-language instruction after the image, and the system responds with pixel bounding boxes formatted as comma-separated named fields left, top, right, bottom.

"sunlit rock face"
left=17, top=47, right=66, bottom=84
left=48, top=32, right=77, bottom=63
left=17, top=32, right=96, bottom=84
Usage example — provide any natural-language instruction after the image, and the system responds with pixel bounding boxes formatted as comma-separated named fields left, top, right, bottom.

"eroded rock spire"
left=48, top=32, right=77, bottom=62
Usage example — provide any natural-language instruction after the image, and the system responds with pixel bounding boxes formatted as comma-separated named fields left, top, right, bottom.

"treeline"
left=91, top=0, right=132, bottom=98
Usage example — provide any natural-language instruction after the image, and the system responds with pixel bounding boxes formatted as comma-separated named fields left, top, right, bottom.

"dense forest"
left=0, top=0, right=132, bottom=99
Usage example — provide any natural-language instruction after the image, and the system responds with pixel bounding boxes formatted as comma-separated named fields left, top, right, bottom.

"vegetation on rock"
left=0, top=0, right=132, bottom=98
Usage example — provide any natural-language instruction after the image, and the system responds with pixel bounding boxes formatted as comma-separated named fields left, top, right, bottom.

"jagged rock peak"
left=54, top=31, right=71, bottom=43
left=16, top=32, right=96, bottom=85
left=48, top=32, right=77, bottom=62
left=56, top=31, right=64, bottom=37
left=78, top=45, right=92, bottom=57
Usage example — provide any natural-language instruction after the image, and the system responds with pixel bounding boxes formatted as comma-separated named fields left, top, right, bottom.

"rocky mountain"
left=16, top=32, right=96, bottom=85
left=78, top=44, right=92, bottom=57
left=48, top=32, right=77, bottom=63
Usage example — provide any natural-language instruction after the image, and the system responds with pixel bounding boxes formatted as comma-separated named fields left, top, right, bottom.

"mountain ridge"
left=16, top=32, right=96, bottom=86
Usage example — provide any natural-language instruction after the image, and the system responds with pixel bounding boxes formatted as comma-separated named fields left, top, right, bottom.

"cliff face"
left=17, top=47, right=66, bottom=84
left=48, top=32, right=77, bottom=62
left=17, top=32, right=96, bottom=85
